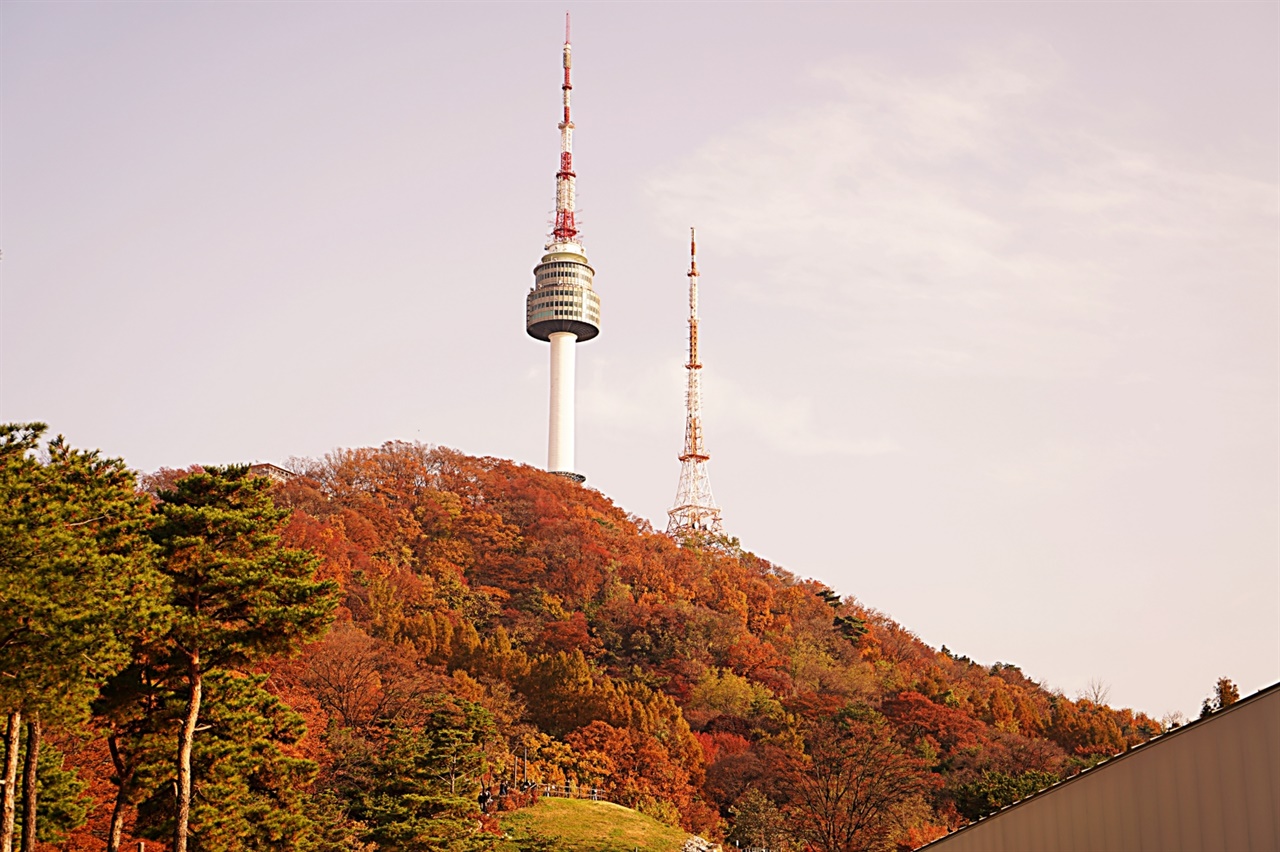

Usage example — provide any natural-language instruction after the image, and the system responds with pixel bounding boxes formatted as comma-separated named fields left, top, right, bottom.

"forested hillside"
left=5, top=435, right=1162, bottom=851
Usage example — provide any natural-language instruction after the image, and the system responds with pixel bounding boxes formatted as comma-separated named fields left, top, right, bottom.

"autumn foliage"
left=40, top=441, right=1160, bottom=850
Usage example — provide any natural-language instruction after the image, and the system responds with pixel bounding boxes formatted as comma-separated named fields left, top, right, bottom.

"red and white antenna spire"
left=668, top=228, right=725, bottom=539
left=552, top=11, right=578, bottom=244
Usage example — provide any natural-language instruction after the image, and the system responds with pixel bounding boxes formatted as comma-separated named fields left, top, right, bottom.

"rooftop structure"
left=525, top=13, right=599, bottom=484
left=247, top=462, right=296, bottom=484
left=667, top=229, right=725, bottom=538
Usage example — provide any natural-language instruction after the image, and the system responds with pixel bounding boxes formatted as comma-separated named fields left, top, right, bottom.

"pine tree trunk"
left=19, top=713, right=38, bottom=852
left=106, top=735, right=131, bottom=852
left=174, top=654, right=201, bottom=852
left=1, top=710, right=22, bottom=852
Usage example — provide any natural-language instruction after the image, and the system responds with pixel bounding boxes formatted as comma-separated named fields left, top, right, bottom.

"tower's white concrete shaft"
left=547, top=332, right=576, bottom=473
left=526, top=14, right=598, bottom=484
left=668, top=229, right=725, bottom=537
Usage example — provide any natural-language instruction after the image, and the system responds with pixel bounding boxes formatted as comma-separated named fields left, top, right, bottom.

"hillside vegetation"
left=4, top=433, right=1162, bottom=851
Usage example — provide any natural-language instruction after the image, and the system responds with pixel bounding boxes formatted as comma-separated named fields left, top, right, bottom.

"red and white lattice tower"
left=667, top=229, right=725, bottom=538
left=525, top=13, right=600, bottom=484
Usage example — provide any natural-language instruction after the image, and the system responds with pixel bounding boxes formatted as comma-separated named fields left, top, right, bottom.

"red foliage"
left=534, top=611, right=601, bottom=658
left=883, top=691, right=988, bottom=762
left=694, top=731, right=751, bottom=766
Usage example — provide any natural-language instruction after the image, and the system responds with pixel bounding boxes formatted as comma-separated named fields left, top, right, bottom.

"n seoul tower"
left=667, top=229, right=725, bottom=538
left=525, top=13, right=600, bottom=484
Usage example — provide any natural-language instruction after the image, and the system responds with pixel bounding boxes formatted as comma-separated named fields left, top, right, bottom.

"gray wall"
left=923, top=684, right=1279, bottom=852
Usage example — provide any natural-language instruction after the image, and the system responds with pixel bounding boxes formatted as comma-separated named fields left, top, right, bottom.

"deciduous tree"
left=782, top=713, right=932, bottom=852
left=1200, top=677, right=1241, bottom=717
left=729, top=787, right=793, bottom=852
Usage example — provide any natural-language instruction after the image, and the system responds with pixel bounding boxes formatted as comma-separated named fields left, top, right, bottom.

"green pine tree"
left=12, top=733, right=89, bottom=846
left=132, top=671, right=327, bottom=851
left=146, top=466, right=338, bottom=852
left=0, top=423, right=164, bottom=851
left=335, top=697, right=499, bottom=851
left=97, top=656, right=181, bottom=852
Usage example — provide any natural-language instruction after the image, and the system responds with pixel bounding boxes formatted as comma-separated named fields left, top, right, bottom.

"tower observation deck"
left=526, top=15, right=598, bottom=484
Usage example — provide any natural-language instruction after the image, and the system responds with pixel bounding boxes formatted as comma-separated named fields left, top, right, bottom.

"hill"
left=499, top=798, right=691, bottom=852
left=32, top=440, right=1162, bottom=851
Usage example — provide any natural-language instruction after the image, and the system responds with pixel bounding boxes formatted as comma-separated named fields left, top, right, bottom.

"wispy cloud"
left=647, top=47, right=1277, bottom=382
left=579, top=356, right=680, bottom=437
left=713, top=373, right=902, bottom=457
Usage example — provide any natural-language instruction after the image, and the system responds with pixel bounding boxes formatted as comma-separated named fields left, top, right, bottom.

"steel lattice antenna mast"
left=667, top=228, right=724, bottom=538
left=526, top=12, right=600, bottom=483
left=552, top=12, right=577, bottom=243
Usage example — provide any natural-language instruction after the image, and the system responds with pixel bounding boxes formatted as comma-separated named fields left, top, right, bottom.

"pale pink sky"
left=2, top=1, right=1276, bottom=719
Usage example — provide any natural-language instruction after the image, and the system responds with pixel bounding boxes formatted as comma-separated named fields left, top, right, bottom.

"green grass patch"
left=498, top=797, right=690, bottom=852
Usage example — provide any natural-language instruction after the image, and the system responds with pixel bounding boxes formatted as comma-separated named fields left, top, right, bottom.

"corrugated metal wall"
left=923, top=683, right=1279, bottom=852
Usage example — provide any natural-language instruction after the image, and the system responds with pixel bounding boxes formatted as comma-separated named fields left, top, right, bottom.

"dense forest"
left=2, top=427, right=1166, bottom=851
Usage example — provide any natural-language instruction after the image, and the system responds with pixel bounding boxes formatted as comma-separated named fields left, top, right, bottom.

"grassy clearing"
left=498, top=797, right=690, bottom=852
